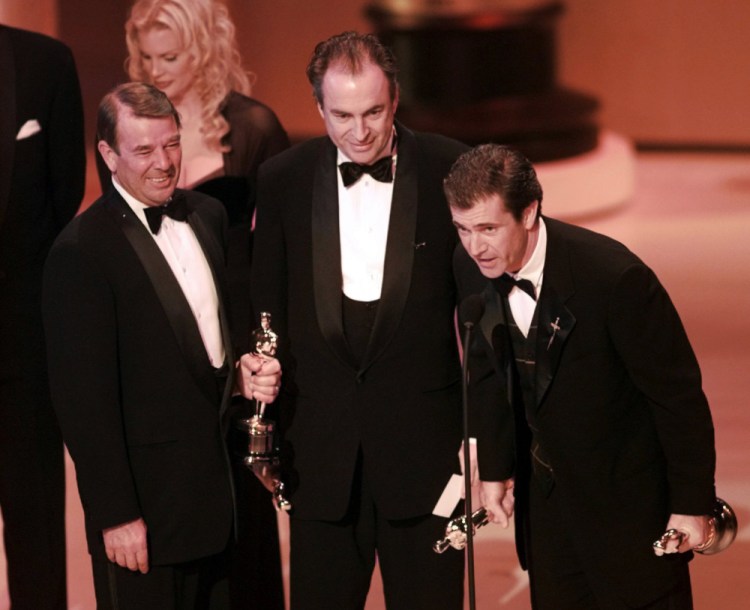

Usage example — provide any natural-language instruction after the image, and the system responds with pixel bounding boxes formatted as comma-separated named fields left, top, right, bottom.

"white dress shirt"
left=507, top=218, right=548, bottom=337
left=113, top=179, right=226, bottom=366
left=337, top=149, right=397, bottom=302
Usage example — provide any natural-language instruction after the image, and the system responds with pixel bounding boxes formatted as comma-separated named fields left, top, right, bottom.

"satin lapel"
left=534, top=223, right=576, bottom=408
left=104, top=194, right=218, bottom=405
left=311, top=139, right=355, bottom=368
left=480, top=283, right=509, bottom=385
left=479, top=284, right=505, bottom=348
left=359, top=126, right=418, bottom=372
left=187, top=204, right=235, bottom=415
left=0, top=28, right=16, bottom=228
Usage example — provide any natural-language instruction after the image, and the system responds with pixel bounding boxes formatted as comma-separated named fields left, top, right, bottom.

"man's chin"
left=147, top=188, right=176, bottom=205
left=152, top=179, right=177, bottom=192
left=475, top=261, right=502, bottom=279
left=345, top=143, right=384, bottom=165
left=348, top=153, right=376, bottom=165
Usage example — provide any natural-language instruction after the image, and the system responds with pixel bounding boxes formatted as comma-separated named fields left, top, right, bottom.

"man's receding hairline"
left=318, top=59, right=397, bottom=105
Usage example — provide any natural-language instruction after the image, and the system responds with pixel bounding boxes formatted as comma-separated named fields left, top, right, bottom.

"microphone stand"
left=462, top=318, right=477, bottom=610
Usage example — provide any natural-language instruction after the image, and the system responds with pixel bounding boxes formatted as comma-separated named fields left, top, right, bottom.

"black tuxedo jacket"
left=0, top=25, right=85, bottom=386
left=251, top=124, right=469, bottom=521
left=456, top=217, right=716, bottom=607
left=43, top=189, right=236, bottom=565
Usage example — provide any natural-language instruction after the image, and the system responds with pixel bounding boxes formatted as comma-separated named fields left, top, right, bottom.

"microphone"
left=458, top=294, right=484, bottom=610
left=459, top=294, right=485, bottom=330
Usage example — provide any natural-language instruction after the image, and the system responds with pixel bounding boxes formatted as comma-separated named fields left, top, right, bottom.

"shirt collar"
left=512, top=217, right=547, bottom=291
left=111, top=177, right=170, bottom=232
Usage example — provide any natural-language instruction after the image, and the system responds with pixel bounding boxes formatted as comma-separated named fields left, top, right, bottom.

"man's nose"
left=352, top=117, right=369, bottom=141
left=468, top=233, right=485, bottom=256
left=153, top=146, right=171, bottom=168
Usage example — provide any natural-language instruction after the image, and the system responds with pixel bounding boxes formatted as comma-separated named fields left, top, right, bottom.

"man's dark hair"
left=306, top=31, right=399, bottom=106
left=96, top=82, right=180, bottom=154
left=443, top=144, right=543, bottom=221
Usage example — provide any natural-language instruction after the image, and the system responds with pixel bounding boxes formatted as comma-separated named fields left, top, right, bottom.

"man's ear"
left=97, top=140, right=118, bottom=174
left=524, top=201, right=539, bottom=229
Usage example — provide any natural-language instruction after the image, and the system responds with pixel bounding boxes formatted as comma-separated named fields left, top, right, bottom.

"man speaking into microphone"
left=446, top=144, right=716, bottom=610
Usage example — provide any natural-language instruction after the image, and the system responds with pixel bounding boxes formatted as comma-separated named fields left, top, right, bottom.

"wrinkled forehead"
left=451, top=194, right=509, bottom=220
left=116, top=109, right=179, bottom=145
left=320, top=60, right=396, bottom=106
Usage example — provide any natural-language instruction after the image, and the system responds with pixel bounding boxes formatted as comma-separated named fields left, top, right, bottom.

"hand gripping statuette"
left=235, top=312, right=291, bottom=511
left=434, top=507, right=491, bottom=553
left=652, top=497, right=737, bottom=556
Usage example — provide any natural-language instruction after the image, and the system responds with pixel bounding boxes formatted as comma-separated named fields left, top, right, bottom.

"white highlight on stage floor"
left=537, top=130, right=636, bottom=219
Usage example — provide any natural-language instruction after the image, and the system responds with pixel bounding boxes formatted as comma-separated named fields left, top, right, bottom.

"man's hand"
left=480, top=479, right=515, bottom=528
left=102, top=517, right=149, bottom=573
left=236, top=353, right=282, bottom=403
left=653, top=513, right=711, bottom=556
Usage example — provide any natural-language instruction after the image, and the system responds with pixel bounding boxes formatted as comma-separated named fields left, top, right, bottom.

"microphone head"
left=459, top=294, right=485, bottom=329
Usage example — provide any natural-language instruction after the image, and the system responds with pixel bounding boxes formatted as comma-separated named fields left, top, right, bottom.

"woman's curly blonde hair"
left=125, top=0, right=253, bottom=152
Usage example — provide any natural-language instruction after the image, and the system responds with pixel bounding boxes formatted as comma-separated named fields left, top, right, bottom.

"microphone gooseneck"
left=458, top=294, right=484, bottom=610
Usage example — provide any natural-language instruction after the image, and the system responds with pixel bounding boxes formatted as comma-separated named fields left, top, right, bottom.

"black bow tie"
left=493, top=274, right=537, bottom=301
left=339, top=156, right=394, bottom=187
left=144, top=193, right=188, bottom=234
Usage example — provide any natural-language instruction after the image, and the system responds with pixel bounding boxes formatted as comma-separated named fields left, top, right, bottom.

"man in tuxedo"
left=42, top=82, right=280, bottom=609
left=445, top=144, right=717, bottom=609
left=251, top=32, right=469, bottom=610
left=0, top=24, right=85, bottom=610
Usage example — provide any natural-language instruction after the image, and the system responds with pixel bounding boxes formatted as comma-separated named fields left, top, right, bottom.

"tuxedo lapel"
left=479, top=284, right=505, bottom=348
left=187, top=202, right=235, bottom=415
left=479, top=283, right=510, bottom=386
left=360, top=125, right=418, bottom=372
left=534, top=221, right=576, bottom=408
left=105, top=193, right=218, bottom=405
left=0, top=27, right=16, bottom=228
left=311, top=139, right=355, bottom=368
